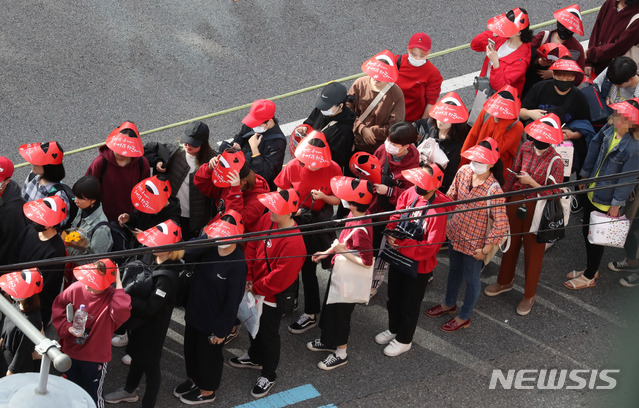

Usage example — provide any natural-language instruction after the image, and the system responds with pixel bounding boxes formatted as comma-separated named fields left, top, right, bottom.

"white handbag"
left=327, top=227, right=374, bottom=305
left=587, top=212, right=631, bottom=248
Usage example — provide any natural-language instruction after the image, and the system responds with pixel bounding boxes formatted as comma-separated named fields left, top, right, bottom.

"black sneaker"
left=228, top=353, right=263, bottom=370
left=179, top=388, right=216, bottom=405
left=223, top=327, right=239, bottom=345
left=318, top=353, right=348, bottom=371
left=609, top=259, right=639, bottom=272
left=620, top=272, right=639, bottom=288
left=288, top=314, right=317, bottom=334
left=306, top=338, right=335, bottom=352
left=173, top=379, right=196, bottom=398
left=251, top=376, right=275, bottom=398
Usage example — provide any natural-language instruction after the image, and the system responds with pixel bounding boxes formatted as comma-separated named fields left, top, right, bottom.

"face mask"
left=321, top=106, right=339, bottom=117
left=341, top=199, right=351, bottom=209
left=415, top=186, right=430, bottom=196
left=33, top=223, right=48, bottom=232
left=533, top=139, right=550, bottom=151
left=553, top=79, right=573, bottom=92
left=218, top=244, right=231, bottom=250
left=252, top=125, right=268, bottom=134
left=556, top=24, right=574, bottom=40
left=408, top=56, right=427, bottom=67
left=384, top=140, right=402, bottom=156
left=470, top=161, right=490, bottom=175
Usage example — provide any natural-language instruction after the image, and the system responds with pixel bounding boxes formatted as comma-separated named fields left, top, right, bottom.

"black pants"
left=124, top=328, right=163, bottom=408
left=582, top=200, right=607, bottom=279
left=300, top=256, right=321, bottom=315
left=319, top=302, right=356, bottom=347
left=248, top=304, right=281, bottom=381
left=387, top=267, right=431, bottom=344
left=66, top=359, right=108, bottom=408
left=183, top=324, right=223, bottom=392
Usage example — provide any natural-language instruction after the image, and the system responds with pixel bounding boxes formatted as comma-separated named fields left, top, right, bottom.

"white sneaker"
left=383, top=339, right=412, bottom=357
left=112, top=333, right=128, bottom=347
left=374, top=330, right=396, bottom=345
left=121, top=354, right=132, bottom=365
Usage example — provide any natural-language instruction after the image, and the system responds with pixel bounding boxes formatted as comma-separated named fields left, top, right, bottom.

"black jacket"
left=0, top=302, right=41, bottom=375
left=0, top=180, right=27, bottom=266
left=303, top=107, right=356, bottom=171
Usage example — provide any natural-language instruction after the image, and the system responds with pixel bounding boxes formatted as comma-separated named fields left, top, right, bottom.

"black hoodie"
left=0, top=180, right=27, bottom=266
left=303, top=106, right=356, bottom=171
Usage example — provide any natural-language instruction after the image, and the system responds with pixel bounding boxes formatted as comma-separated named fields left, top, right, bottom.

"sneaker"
left=111, top=333, right=128, bottom=348
left=104, top=388, right=138, bottom=403
left=173, top=379, right=196, bottom=398
left=620, top=272, right=639, bottom=288
left=228, top=353, right=262, bottom=370
left=609, top=259, right=639, bottom=272
left=179, top=388, right=216, bottom=405
left=306, top=338, right=335, bottom=352
left=251, top=376, right=275, bottom=398
left=383, top=339, right=412, bottom=357
left=374, top=330, right=396, bottom=345
left=224, top=327, right=239, bottom=345
left=121, top=354, right=131, bottom=366
left=288, top=314, right=317, bottom=334
left=318, top=353, right=348, bottom=370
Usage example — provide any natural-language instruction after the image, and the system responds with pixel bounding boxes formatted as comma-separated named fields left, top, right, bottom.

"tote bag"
left=327, top=227, right=375, bottom=305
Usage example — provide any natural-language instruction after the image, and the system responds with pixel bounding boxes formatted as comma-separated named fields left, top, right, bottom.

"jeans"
left=445, top=247, right=482, bottom=320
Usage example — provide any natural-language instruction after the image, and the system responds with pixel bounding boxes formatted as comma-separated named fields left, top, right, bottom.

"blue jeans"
left=445, top=247, right=482, bottom=320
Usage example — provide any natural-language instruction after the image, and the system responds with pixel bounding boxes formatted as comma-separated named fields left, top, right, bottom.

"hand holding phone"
left=487, top=38, right=496, bottom=49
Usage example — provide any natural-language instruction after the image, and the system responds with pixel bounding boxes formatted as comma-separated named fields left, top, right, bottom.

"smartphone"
left=488, top=38, right=496, bottom=48
left=66, top=303, right=74, bottom=323
left=507, top=168, right=519, bottom=175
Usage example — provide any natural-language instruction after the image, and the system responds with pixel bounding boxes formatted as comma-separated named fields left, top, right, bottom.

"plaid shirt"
left=446, top=165, right=509, bottom=256
left=503, top=141, right=564, bottom=199
left=21, top=173, right=71, bottom=226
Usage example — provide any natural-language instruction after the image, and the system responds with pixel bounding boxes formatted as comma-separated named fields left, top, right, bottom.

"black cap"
left=181, top=121, right=210, bottom=148
left=315, top=82, right=347, bottom=111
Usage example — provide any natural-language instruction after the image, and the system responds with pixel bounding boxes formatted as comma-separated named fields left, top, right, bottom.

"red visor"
left=610, top=98, right=639, bottom=126
left=0, top=268, right=43, bottom=299
left=258, top=189, right=300, bottom=215
left=536, top=43, right=571, bottom=62
left=289, top=124, right=313, bottom=157
left=402, top=166, right=444, bottom=191
left=554, top=5, right=584, bottom=36
left=361, top=50, right=399, bottom=83
left=73, top=259, right=117, bottom=291
left=295, top=130, right=332, bottom=168
left=23, top=196, right=67, bottom=227
left=330, top=176, right=373, bottom=205
left=131, top=176, right=172, bottom=214
left=106, top=121, right=144, bottom=157
left=204, top=209, right=244, bottom=241
left=487, top=7, right=529, bottom=38
left=549, top=58, right=584, bottom=74
left=349, top=152, right=382, bottom=184
left=461, top=137, right=501, bottom=165
left=137, top=220, right=182, bottom=247
left=429, top=92, right=469, bottom=123
left=483, top=85, right=521, bottom=119
left=19, top=141, right=64, bottom=165
left=212, top=150, right=247, bottom=188
left=525, top=113, right=564, bottom=145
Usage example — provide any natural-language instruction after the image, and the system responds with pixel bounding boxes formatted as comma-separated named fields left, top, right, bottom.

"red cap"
left=204, top=210, right=244, bottom=241
left=402, top=165, right=444, bottom=191
left=23, top=196, right=67, bottom=227
left=483, top=85, right=521, bottom=119
left=429, top=92, right=469, bottom=123
left=73, top=259, right=117, bottom=291
left=106, top=121, right=144, bottom=157
left=330, top=176, right=373, bottom=205
left=242, top=99, right=276, bottom=128
left=131, top=176, right=172, bottom=214
left=536, top=43, right=571, bottom=62
left=525, top=113, right=564, bottom=144
left=289, top=124, right=313, bottom=157
left=487, top=7, right=529, bottom=38
left=554, top=4, right=584, bottom=36
left=408, top=32, right=432, bottom=53
left=610, top=98, right=639, bottom=126
left=19, top=141, right=64, bottom=165
left=549, top=58, right=584, bottom=74
left=137, top=220, right=182, bottom=247
left=461, top=137, right=501, bottom=165
left=258, top=189, right=300, bottom=215
left=349, top=152, right=382, bottom=184
left=361, top=50, right=399, bottom=83
left=212, top=150, right=248, bottom=187
left=295, top=130, right=332, bottom=169
left=0, top=268, right=43, bottom=299
left=0, top=157, right=15, bottom=181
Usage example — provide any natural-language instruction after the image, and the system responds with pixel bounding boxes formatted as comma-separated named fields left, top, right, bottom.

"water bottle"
left=70, top=304, right=88, bottom=337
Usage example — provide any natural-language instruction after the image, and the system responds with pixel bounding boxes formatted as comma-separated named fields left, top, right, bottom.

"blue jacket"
left=580, top=124, right=639, bottom=207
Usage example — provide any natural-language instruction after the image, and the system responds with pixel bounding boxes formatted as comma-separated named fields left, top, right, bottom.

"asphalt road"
left=3, top=1, right=639, bottom=407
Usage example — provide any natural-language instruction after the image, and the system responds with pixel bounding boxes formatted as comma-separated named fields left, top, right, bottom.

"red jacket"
left=471, top=30, right=531, bottom=96
left=85, top=146, right=150, bottom=222
left=193, top=164, right=268, bottom=232
left=387, top=189, right=454, bottom=274
left=370, top=144, right=420, bottom=216
left=395, top=54, right=443, bottom=122
left=274, top=158, right=342, bottom=212
left=245, top=214, right=306, bottom=303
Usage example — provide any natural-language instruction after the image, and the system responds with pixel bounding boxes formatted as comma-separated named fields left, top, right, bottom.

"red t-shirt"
left=274, top=159, right=342, bottom=212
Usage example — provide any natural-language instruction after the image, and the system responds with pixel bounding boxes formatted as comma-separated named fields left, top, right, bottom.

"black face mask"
left=33, top=223, right=48, bottom=232
left=554, top=79, right=573, bottom=92
left=415, top=186, right=431, bottom=196
left=556, top=24, right=574, bottom=40
left=532, top=139, right=550, bottom=151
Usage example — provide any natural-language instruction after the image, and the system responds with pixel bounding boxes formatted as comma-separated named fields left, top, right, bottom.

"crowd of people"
left=1, top=1, right=639, bottom=406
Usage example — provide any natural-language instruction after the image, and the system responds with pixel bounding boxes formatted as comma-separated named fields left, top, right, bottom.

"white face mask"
left=252, top=125, right=267, bottom=134
left=384, top=140, right=402, bottom=156
left=341, top=199, right=350, bottom=209
left=470, top=161, right=490, bottom=175
left=408, top=56, right=427, bottom=67
left=321, top=106, right=339, bottom=117
left=218, top=244, right=231, bottom=250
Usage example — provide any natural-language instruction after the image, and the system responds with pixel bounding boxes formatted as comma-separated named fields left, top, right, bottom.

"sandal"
left=565, top=270, right=599, bottom=280
left=564, top=275, right=596, bottom=290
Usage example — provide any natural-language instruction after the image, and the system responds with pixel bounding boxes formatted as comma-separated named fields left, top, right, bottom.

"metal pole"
left=36, top=354, right=51, bottom=394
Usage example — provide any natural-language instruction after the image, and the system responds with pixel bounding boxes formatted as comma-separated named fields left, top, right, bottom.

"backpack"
left=121, top=260, right=180, bottom=299
left=28, top=173, right=79, bottom=230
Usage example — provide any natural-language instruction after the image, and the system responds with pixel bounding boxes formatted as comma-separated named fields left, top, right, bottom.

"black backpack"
left=28, top=173, right=79, bottom=230
left=121, top=260, right=179, bottom=299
